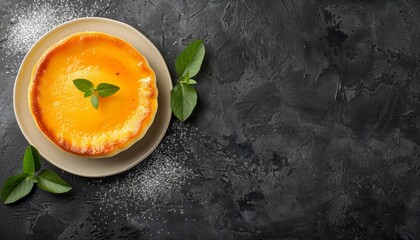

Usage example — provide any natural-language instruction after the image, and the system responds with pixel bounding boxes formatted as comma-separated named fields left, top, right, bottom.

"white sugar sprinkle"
left=87, top=121, right=202, bottom=227
left=3, top=0, right=105, bottom=68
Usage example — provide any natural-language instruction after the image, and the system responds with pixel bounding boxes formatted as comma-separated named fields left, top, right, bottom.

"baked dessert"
left=28, top=32, right=158, bottom=157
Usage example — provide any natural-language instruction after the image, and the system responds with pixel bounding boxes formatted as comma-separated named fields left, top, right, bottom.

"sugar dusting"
left=87, top=121, right=201, bottom=236
left=3, top=0, right=106, bottom=69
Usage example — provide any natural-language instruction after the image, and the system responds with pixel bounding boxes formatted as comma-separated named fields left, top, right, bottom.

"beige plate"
left=13, top=17, right=172, bottom=177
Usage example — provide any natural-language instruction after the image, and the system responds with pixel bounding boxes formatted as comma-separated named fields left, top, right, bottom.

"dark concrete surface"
left=1, top=0, right=420, bottom=239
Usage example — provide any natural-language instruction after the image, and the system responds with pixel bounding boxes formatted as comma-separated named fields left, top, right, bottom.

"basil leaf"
left=175, top=40, right=205, bottom=78
left=84, top=88, right=94, bottom=98
left=182, top=71, right=190, bottom=82
left=91, top=95, right=99, bottom=109
left=96, top=83, right=120, bottom=97
left=1, top=174, right=34, bottom=204
left=23, top=145, right=41, bottom=175
left=36, top=170, right=72, bottom=194
left=170, top=82, right=197, bottom=121
left=73, top=79, right=94, bottom=93
left=188, top=79, right=197, bottom=85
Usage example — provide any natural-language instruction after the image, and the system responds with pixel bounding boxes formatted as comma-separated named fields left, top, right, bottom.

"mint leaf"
left=171, top=40, right=205, bottom=121
left=36, top=170, right=72, bottom=194
left=23, top=145, right=41, bottom=175
left=1, top=173, right=34, bottom=204
left=73, top=79, right=94, bottom=93
left=90, top=94, right=99, bottom=109
left=175, top=40, right=205, bottom=78
left=182, top=71, right=190, bottom=82
left=84, top=88, right=94, bottom=98
left=170, top=82, right=197, bottom=121
left=188, top=79, right=197, bottom=85
left=1, top=145, right=73, bottom=205
left=72, top=79, right=120, bottom=109
left=96, top=83, right=120, bottom=97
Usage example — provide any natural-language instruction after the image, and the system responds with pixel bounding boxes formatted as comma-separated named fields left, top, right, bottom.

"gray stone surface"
left=1, top=0, right=420, bottom=239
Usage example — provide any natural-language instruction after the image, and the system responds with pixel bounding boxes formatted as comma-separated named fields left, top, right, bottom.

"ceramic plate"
left=13, top=17, right=172, bottom=177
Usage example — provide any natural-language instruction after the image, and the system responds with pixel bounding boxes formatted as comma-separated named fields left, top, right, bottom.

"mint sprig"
left=1, top=145, right=72, bottom=204
left=1, top=174, right=33, bottom=204
left=73, top=79, right=120, bottom=109
left=171, top=40, right=205, bottom=121
left=35, top=170, right=72, bottom=194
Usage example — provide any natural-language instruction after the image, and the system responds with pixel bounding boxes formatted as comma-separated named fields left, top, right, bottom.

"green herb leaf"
left=35, top=170, right=72, bottom=194
left=188, top=79, right=197, bottom=85
left=1, top=173, right=34, bottom=204
left=182, top=71, right=190, bottom=82
left=170, top=40, right=205, bottom=121
left=175, top=40, right=205, bottom=78
left=72, top=79, right=120, bottom=109
left=90, top=94, right=99, bottom=109
left=1, top=145, right=73, bottom=205
left=23, top=145, right=41, bottom=175
left=73, top=79, right=94, bottom=93
left=170, top=82, right=197, bottom=121
left=30, top=175, right=38, bottom=183
left=96, top=83, right=120, bottom=97
left=84, top=88, right=94, bottom=98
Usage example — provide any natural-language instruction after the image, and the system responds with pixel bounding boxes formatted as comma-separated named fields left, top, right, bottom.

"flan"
left=28, top=32, right=158, bottom=157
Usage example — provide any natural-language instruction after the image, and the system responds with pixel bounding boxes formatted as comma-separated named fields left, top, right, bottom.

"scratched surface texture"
left=1, top=0, right=420, bottom=239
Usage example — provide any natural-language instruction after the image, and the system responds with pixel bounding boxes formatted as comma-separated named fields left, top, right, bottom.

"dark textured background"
left=1, top=0, right=420, bottom=239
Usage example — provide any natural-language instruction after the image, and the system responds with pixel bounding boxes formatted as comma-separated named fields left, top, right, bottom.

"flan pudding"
left=28, top=32, right=158, bottom=157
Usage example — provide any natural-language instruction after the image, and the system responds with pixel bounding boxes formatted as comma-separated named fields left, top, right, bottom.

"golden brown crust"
left=29, top=32, right=158, bottom=157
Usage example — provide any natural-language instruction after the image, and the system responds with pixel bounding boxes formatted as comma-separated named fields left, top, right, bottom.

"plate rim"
left=13, top=17, right=172, bottom=178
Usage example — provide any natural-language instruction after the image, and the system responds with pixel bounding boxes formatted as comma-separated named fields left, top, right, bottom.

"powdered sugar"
left=3, top=0, right=105, bottom=69
left=86, top=121, right=201, bottom=235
